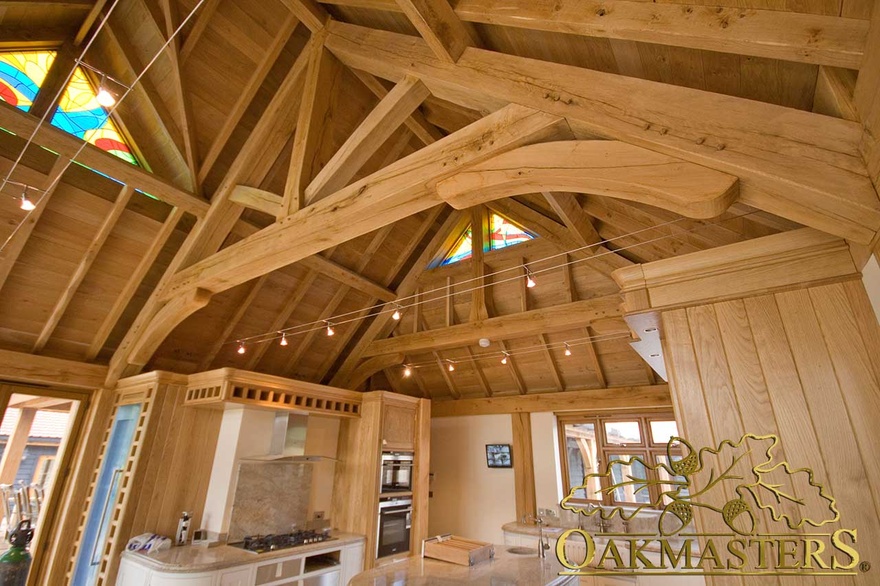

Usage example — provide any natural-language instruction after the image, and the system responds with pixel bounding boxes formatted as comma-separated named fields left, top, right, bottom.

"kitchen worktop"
left=121, top=532, right=365, bottom=573
left=350, top=545, right=576, bottom=585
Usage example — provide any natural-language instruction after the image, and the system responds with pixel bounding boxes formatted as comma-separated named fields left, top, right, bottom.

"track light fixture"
left=391, top=304, right=402, bottom=321
left=279, top=332, right=288, bottom=346
left=19, top=188, right=35, bottom=211
left=403, top=365, right=412, bottom=377
left=326, top=321, right=335, bottom=336
left=237, top=342, right=246, bottom=354
left=564, top=343, right=572, bottom=356
left=524, top=265, right=536, bottom=288
left=501, top=351, right=510, bottom=365
left=447, top=360, right=455, bottom=372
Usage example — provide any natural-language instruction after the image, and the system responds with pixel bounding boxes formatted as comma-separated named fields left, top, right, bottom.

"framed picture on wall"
left=486, top=444, right=513, bottom=468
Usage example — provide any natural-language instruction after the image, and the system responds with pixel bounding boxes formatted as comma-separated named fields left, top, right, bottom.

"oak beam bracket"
left=126, top=288, right=213, bottom=367
left=437, top=140, right=739, bottom=219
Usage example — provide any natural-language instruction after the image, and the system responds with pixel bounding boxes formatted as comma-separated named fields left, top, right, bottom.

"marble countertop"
left=350, top=545, right=576, bottom=586
left=122, top=532, right=365, bottom=573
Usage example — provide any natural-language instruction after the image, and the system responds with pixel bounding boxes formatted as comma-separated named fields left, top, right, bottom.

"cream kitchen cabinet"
left=118, top=537, right=365, bottom=586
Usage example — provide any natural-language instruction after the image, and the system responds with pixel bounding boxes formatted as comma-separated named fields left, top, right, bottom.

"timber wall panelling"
left=614, top=231, right=880, bottom=584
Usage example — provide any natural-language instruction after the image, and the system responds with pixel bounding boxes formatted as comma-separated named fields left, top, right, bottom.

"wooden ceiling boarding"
left=0, top=0, right=876, bottom=405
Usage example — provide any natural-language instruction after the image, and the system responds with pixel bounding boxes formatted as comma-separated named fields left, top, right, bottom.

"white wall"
left=530, top=412, right=562, bottom=514
left=428, top=415, right=516, bottom=544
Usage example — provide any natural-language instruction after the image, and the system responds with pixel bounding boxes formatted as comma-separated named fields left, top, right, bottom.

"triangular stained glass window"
left=441, top=226, right=472, bottom=266
left=0, top=51, right=55, bottom=113
left=0, top=51, right=139, bottom=166
left=439, top=213, right=535, bottom=266
left=51, top=66, right=138, bottom=165
left=489, top=213, right=534, bottom=251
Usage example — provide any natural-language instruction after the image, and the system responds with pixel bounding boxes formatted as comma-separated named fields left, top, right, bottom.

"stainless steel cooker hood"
left=239, top=412, right=337, bottom=463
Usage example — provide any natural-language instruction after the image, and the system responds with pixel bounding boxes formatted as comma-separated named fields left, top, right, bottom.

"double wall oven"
left=377, top=451, right=414, bottom=557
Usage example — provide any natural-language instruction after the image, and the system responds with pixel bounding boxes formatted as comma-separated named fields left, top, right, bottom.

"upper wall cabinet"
left=382, top=403, right=417, bottom=451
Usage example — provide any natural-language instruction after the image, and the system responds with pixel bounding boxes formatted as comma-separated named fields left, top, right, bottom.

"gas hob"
left=229, top=530, right=336, bottom=554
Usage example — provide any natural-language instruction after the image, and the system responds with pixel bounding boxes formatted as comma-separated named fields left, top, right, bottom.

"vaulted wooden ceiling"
left=0, top=0, right=877, bottom=401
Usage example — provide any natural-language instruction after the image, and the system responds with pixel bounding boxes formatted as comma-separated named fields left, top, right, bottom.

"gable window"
left=0, top=50, right=139, bottom=165
left=557, top=412, right=683, bottom=507
left=439, top=212, right=535, bottom=266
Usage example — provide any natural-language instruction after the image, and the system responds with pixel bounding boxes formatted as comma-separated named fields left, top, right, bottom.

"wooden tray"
left=422, top=535, right=495, bottom=566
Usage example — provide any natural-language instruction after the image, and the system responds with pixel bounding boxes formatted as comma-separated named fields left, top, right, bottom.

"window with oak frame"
left=557, top=412, right=684, bottom=508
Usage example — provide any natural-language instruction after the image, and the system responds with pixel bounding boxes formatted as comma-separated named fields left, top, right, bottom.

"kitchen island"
left=117, top=532, right=365, bottom=585
left=350, top=545, right=576, bottom=585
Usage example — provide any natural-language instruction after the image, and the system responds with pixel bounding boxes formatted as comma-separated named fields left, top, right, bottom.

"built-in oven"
left=376, top=496, right=412, bottom=558
left=380, top=451, right=413, bottom=493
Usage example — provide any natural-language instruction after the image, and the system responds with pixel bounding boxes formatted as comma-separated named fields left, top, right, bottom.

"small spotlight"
left=447, top=361, right=455, bottom=372
left=564, top=343, right=572, bottom=357
left=403, top=365, right=412, bottom=377
left=525, top=265, right=536, bottom=288
left=392, top=306, right=401, bottom=321
left=326, top=322, right=335, bottom=336
left=237, top=342, right=246, bottom=355
left=96, top=88, right=116, bottom=108
left=20, top=193, right=36, bottom=211
left=280, top=333, right=288, bottom=346
left=501, top=351, right=509, bottom=365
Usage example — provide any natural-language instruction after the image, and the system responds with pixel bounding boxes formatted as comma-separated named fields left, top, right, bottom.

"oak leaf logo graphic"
left=560, top=433, right=839, bottom=536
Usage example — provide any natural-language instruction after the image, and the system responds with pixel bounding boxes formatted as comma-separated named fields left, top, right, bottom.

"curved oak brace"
left=345, top=353, right=406, bottom=390
left=127, top=288, right=213, bottom=367
left=436, top=141, right=739, bottom=219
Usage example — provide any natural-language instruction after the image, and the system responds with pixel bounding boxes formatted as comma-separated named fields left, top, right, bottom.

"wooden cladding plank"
left=364, top=295, right=622, bottom=357
left=325, top=22, right=880, bottom=244
left=86, top=207, right=184, bottom=361
left=431, top=384, right=670, bottom=416
left=299, top=255, right=396, bottom=302
left=511, top=412, right=537, bottom=522
left=807, top=283, right=880, bottom=521
left=34, top=185, right=135, bottom=352
left=306, top=75, right=430, bottom=204
left=0, top=155, right=69, bottom=293
left=542, top=192, right=601, bottom=254
left=197, top=12, right=299, bottom=184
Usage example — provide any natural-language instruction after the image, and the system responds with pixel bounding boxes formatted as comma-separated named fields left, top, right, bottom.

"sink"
left=506, top=546, right=539, bottom=555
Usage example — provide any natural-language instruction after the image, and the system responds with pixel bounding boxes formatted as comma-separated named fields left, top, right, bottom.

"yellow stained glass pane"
left=0, top=51, right=56, bottom=112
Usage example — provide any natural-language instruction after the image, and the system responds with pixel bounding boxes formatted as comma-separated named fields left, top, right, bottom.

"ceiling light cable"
left=229, top=210, right=761, bottom=349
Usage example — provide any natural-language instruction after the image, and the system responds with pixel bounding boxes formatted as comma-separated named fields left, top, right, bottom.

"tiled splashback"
left=228, top=461, right=312, bottom=542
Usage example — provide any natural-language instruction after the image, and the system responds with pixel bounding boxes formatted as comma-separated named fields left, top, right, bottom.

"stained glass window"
left=439, top=213, right=535, bottom=266
left=441, top=226, right=472, bottom=266
left=51, top=67, right=138, bottom=165
left=0, top=50, right=138, bottom=165
left=489, top=213, right=533, bottom=251
left=0, top=51, right=55, bottom=112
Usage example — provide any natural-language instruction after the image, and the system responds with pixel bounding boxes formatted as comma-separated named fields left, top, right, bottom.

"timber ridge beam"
left=362, top=295, right=625, bottom=357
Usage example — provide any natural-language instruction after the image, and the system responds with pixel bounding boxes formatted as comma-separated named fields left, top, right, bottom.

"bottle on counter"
left=176, top=512, right=191, bottom=546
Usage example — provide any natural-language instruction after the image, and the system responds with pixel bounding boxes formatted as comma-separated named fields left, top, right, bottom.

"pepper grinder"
left=176, top=512, right=191, bottom=546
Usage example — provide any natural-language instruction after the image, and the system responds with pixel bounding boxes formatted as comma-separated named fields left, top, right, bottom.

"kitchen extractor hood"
left=239, top=412, right=338, bottom=463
